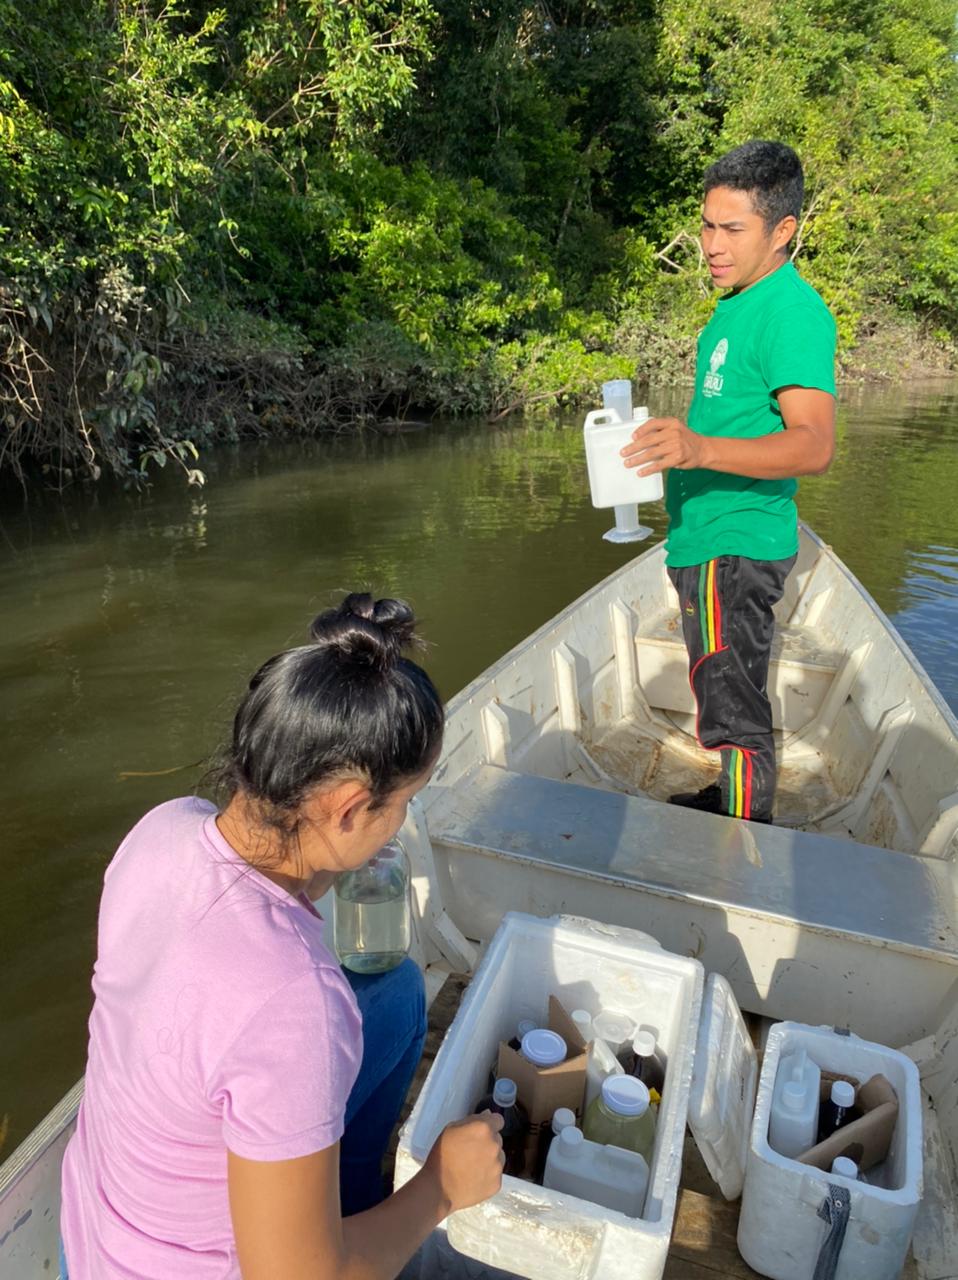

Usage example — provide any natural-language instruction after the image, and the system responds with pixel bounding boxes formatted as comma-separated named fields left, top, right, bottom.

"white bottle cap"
left=592, top=1010, right=637, bottom=1049
left=600, top=1074, right=650, bottom=1116
left=517, top=1018, right=537, bottom=1039
left=492, top=1078, right=517, bottom=1108
left=559, top=1125, right=585, bottom=1150
left=520, top=1028, right=567, bottom=1067
left=552, top=1106, right=576, bottom=1135
left=631, top=1030, right=657, bottom=1058
left=571, top=1009, right=593, bottom=1037
left=831, top=1156, right=859, bottom=1179
left=831, top=1080, right=856, bottom=1109
left=782, top=1081, right=806, bottom=1113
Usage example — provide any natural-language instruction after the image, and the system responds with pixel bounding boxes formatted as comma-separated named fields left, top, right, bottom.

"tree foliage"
left=1, top=0, right=956, bottom=484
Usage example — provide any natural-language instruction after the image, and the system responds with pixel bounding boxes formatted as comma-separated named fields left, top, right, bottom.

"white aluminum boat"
left=4, top=523, right=958, bottom=1277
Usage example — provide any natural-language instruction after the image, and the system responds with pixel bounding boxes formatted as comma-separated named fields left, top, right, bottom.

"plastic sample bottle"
left=508, top=1018, right=539, bottom=1051
left=768, top=1048, right=820, bottom=1159
left=543, top=1126, right=649, bottom=1218
left=534, top=1105, right=577, bottom=1183
left=584, top=1034, right=623, bottom=1110
left=474, top=1077, right=529, bottom=1177
left=626, top=1031, right=666, bottom=1095
left=583, top=1075, right=656, bottom=1165
left=831, top=1155, right=866, bottom=1183
left=570, top=1009, right=593, bottom=1041
left=817, top=1080, right=861, bottom=1144
left=591, top=1010, right=638, bottom=1070
left=520, top=1028, right=567, bottom=1068
left=333, top=839, right=411, bottom=973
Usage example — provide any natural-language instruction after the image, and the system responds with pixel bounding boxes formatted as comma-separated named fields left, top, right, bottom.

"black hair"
left=216, top=593, right=443, bottom=837
left=704, top=140, right=804, bottom=233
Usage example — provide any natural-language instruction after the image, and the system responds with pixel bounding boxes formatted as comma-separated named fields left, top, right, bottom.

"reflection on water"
left=0, top=380, right=956, bottom=1153
left=891, top=546, right=958, bottom=717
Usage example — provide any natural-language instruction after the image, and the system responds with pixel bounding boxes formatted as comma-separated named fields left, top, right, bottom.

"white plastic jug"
left=584, top=1034, right=624, bottom=1110
left=583, top=407, right=663, bottom=510
left=767, top=1047, right=820, bottom=1159
left=543, top=1126, right=649, bottom=1218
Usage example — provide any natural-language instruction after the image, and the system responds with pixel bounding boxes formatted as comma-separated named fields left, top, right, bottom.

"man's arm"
left=620, top=386, right=835, bottom=480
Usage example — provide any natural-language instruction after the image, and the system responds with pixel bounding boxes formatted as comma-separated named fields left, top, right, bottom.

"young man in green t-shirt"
left=622, top=140, right=836, bottom=824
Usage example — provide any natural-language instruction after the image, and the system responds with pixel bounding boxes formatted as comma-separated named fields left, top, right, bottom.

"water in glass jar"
left=334, top=863, right=411, bottom=973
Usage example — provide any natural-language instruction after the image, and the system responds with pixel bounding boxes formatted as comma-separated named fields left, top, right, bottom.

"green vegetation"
left=2, top=0, right=956, bottom=484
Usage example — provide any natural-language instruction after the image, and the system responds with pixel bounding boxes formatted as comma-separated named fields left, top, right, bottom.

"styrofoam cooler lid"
left=687, top=972, right=757, bottom=1201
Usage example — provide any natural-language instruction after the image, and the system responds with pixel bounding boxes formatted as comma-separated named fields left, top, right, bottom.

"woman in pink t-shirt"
left=60, top=594, right=504, bottom=1279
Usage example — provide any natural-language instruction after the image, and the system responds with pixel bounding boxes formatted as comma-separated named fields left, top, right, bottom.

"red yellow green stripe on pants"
left=667, top=553, right=796, bottom=824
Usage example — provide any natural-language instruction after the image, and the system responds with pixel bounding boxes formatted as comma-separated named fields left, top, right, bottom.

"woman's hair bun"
left=308, top=593, right=419, bottom=671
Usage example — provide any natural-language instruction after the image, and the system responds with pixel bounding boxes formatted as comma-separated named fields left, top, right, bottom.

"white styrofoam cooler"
left=688, top=972, right=758, bottom=1201
left=737, top=1022, right=923, bottom=1280
left=394, top=913, right=706, bottom=1280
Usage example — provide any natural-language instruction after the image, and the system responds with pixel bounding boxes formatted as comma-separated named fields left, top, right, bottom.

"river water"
left=2, top=379, right=957, bottom=1155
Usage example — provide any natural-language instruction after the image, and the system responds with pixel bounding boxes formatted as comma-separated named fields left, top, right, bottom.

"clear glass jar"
left=582, top=1075, right=656, bottom=1164
left=333, top=838, right=411, bottom=974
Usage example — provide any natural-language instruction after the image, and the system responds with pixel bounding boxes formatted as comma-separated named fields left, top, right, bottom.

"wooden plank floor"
left=386, top=974, right=918, bottom=1280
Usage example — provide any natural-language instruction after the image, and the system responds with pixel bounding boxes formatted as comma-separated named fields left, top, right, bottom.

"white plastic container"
left=737, top=1022, right=923, bottom=1280
left=570, top=1009, right=593, bottom=1040
left=831, top=1156, right=864, bottom=1182
left=394, top=913, right=706, bottom=1280
left=767, top=1047, right=820, bottom=1159
left=591, top=1010, right=637, bottom=1060
left=583, top=407, right=662, bottom=509
left=520, top=1028, right=567, bottom=1067
left=543, top=1126, right=650, bottom=1218
left=584, top=1033, right=624, bottom=1110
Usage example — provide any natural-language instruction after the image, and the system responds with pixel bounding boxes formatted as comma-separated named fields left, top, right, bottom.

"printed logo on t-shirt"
left=703, top=338, right=728, bottom=397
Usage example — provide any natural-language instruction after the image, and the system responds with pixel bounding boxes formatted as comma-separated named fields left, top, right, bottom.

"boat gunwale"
left=440, top=522, right=958, bottom=742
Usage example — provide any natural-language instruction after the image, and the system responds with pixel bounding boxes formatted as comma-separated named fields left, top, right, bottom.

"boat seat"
left=634, top=611, right=845, bottom=730
left=431, top=764, right=958, bottom=965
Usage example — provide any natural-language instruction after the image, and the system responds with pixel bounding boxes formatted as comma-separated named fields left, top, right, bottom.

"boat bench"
left=428, top=765, right=958, bottom=1041
left=634, top=613, right=845, bottom=731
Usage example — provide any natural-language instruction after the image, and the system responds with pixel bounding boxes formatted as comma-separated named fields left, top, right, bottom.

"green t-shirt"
left=665, top=261, right=837, bottom=567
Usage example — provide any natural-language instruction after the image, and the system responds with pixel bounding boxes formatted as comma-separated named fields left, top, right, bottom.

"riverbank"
left=9, top=301, right=955, bottom=496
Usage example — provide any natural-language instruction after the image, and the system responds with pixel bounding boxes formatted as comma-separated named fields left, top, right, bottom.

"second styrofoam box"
left=738, top=1022, right=923, bottom=1280
left=394, top=912, right=704, bottom=1280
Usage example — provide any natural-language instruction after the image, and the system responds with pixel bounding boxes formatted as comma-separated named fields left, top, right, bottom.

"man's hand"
left=620, top=416, right=708, bottom=476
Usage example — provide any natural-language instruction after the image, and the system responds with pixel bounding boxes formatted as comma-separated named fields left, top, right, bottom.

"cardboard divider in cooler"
left=393, top=913, right=705, bottom=1280
left=738, top=1022, right=923, bottom=1280
left=797, top=1072, right=899, bottom=1173
left=495, top=996, right=588, bottom=1177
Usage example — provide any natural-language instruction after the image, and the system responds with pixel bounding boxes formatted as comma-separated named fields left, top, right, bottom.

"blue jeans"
left=340, top=957, right=427, bottom=1215
left=58, top=958, right=427, bottom=1272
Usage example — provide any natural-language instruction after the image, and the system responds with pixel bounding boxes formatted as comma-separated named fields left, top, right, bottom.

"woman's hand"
left=228, top=1114, right=504, bottom=1280
left=424, top=1112, right=505, bottom=1214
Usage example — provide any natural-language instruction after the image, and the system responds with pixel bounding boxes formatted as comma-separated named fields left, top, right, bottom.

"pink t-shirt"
left=61, top=797, right=362, bottom=1279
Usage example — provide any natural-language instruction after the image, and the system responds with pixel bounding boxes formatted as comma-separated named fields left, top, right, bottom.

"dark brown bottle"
left=507, top=1018, right=538, bottom=1052
left=475, top=1077, right=530, bottom=1177
left=626, top=1031, right=666, bottom=1095
left=817, top=1079, right=861, bottom=1143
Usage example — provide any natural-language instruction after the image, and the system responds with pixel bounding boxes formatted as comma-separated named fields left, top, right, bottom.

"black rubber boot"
left=668, top=782, right=722, bottom=813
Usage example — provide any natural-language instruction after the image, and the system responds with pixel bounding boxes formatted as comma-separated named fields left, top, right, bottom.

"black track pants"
left=667, top=554, right=796, bottom=822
